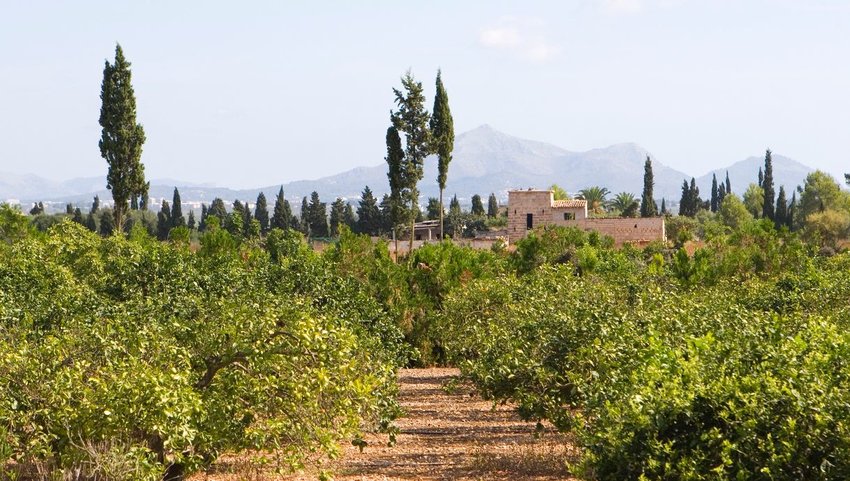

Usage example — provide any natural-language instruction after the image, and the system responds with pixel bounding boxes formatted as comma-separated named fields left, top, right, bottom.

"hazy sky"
left=1, top=0, right=848, bottom=188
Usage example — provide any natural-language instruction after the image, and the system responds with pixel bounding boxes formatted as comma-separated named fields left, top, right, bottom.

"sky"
left=1, top=0, right=848, bottom=189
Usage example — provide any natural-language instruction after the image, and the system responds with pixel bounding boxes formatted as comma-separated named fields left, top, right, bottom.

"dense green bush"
left=440, top=234, right=850, bottom=480
left=0, top=218, right=401, bottom=480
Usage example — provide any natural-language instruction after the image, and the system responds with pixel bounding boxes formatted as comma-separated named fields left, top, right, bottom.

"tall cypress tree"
left=91, top=195, right=100, bottom=215
left=710, top=174, right=719, bottom=212
left=171, top=188, right=185, bottom=228
left=787, top=192, right=796, bottom=230
left=725, top=171, right=732, bottom=195
left=73, top=208, right=84, bottom=225
left=758, top=167, right=764, bottom=188
left=689, top=177, right=701, bottom=216
left=209, top=198, right=227, bottom=225
left=356, top=186, right=381, bottom=236
left=640, top=156, right=658, bottom=217
left=187, top=210, right=196, bottom=230
left=487, top=193, right=498, bottom=218
left=774, top=185, right=787, bottom=229
left=471, top=194, right=485, bottom=216
left=157, top=200, right=172, bottom=240
left=307, top=191, right=328, bottom=237
left=718, top=183, right=727, bottom=204
left=392, top=71, right=431, bottom=252
left=385, top=126, right=406, bottom=247
left=429, top=70, right=454, bottom=239
left=199, top=204, right=208, bottom=231
left=762, top=149, right=775, bottom=220
left=99, top=209, right=115, bottom=236
left=255, top=192, right=269, bottom=233
left=271, top=187, right=291, bottom=231
left=299, top=197, right=310, bottom=235
left=85, top=213, right=98, bottom=232
left=99, top=44, right=146, bottom=230
left=678, top=180, right=690, bottom=216
left=329, top=198, right=346, bottom=237
left=242, top=201, right=253, bottom=237
left=660, top=198, right=667, bottom=215
left=343, top=203, right=356, bottom=230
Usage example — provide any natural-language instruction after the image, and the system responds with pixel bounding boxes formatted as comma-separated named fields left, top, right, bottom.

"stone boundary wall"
left=571, top=217, right=666, bottom=245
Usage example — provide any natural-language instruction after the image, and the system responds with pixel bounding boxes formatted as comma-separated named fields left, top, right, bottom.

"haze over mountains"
left=2, top=125, right=816, bottom=210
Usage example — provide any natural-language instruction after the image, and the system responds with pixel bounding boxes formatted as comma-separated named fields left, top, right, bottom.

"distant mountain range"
left=1, top=125, right=817, bottom=211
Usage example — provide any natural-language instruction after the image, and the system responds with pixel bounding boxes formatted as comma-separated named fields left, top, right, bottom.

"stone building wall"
left=507, top=189, right=666, bottom=245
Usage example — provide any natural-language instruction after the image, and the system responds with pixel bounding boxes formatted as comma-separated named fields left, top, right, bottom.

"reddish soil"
left=195, top=368, right=579, bottom=480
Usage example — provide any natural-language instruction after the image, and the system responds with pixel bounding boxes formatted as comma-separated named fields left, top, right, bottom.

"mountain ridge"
left=2, top=125, right=817, bottom=210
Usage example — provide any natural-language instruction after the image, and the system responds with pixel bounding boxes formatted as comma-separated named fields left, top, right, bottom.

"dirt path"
left=200, top=368, right=579, bottom=480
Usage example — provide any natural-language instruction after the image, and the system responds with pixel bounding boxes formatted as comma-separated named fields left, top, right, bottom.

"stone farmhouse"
left=507, top=189, right=666, bottom=245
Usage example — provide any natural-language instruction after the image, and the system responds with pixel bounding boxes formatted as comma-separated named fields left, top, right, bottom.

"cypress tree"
left=65, top=203, right=74, bottom=215
left=379, top=194, right=393, bottom=235
left=391, top=71, right=431, bottom=253
left=775, top=185, right=787, bottom=229
left=718, top=183, right=727, bottom=204
left=426, top=198, right=441, bottom=221
left=99, top=44, right=146, bottom=230
left=787, top=192, right=796, bottom=230
left=762, top=149, right=775, bottom=220
left=640, top=156, right=658, bottom=217
left=449, top=195, right=461, bottom=214
left=157, top=200, right=172, bottom=240
left=271, top=187, right=292, bottom=231
left=356, top=186, right=381, bottom=235
left=660, top=198, right=667, bottom=215
left=343, top=203, right=356, bottom=231
left=307, top=191, right=328, bottom=237
left=299, top=197, right=310, bottom=235
left=487, top=193, right=498, bottom=218
left=329, top=198, right=346, bottom=237
left=242, top=202, right=253, bottom=237
left=678, top=180, right=690, bottom=216
left=91, top=195, right=100, bottom=215
left=209, top=198, right=227, bottom=224
left=710, top=174, right=719, bottom=212
left=199, top=204, right=208, bottom=231
left=85, top=213, right=98, bottom=232
left=255, top=192, right=269, bottom=233
left=758, top=167, right=764, bottom=188
left=689, top=178, right=701, bottom=216
left=471, top=194, right=485, bottom=216
left=99, top=209, right=114, bottom=236
left=725, top=171, right=732, bottom=195
left=171, top=188, right=185, bottom=228
left=385, top=126, right=406, bottom=245
left=429, top=70, right=454, bottom=239
left=187, top=210, right=196, bottom=230
left=73, top=208, right=84, bottom=225
left=140, top=185, right=149, bottom=211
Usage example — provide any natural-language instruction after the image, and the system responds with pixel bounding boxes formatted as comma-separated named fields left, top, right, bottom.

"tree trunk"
left=439, top=189, right=444, bottom=240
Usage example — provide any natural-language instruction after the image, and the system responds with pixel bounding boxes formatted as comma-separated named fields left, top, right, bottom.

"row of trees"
left=51, top=185, right=503, bottom=241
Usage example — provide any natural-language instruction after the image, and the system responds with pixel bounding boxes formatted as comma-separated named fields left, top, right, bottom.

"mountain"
left=2, top=125, right=818, bottom=211
left=696, top=154, right=815, bottom=197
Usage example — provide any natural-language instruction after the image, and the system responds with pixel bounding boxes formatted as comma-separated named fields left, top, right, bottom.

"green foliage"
left=744, top=182, right=764, bottom=218
left=550, top=184, right=570, bottom=201
left=762, top=149, right=776, bottom=220
left=356, top=186, right=382, bottom=236
left=439, top=242, right=850, bottom=481
left=641, top=156, right=658, bottom=217
left=99, top=44, right=146, bottom=229
left=0, top=220, right=400, bottom=479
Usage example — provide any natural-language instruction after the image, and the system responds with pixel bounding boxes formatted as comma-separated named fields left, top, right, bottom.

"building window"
left=563, top=212, right=575, bottom=220
left=526, top=213, right=533, bottom=230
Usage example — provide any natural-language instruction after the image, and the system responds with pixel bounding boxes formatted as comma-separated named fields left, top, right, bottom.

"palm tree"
left=577, top=186, right=610, bottom=216
left=609, top=192, right=639, bottom=217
